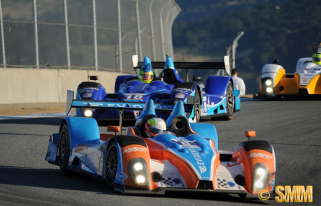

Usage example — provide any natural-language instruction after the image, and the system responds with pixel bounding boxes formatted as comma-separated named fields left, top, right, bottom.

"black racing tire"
left=225, top=81, right=234, bottom=120
left=58, top=123, right=71, bottom=175
left=105, top=141, right=118, bottom=190
left=193, top=89, right=201, bottom=122
left=238, top=193, right=247, bottom=199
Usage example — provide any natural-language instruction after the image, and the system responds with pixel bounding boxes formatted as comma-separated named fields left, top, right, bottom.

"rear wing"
left=132, top=55, right=231, bottom=78
left=134, top=61, right=226, bottom=70
left=66, top=90, right=193, bottom=116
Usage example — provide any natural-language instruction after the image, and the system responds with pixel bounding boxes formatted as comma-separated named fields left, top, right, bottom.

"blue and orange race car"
left=76, top=56, right=240, bottom=125
left=46, top=95, right=275, bottom=197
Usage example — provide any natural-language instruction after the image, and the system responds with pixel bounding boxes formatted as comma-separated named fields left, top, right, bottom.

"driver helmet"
left=145, top=117, right=166, bottom=137
left=138, top=66, right=154, bottom=83
left=312, top=53, right=321, bottom=65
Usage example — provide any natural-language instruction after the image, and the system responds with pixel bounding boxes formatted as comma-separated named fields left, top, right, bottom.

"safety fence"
left=0, top=0, right=180, bottom=73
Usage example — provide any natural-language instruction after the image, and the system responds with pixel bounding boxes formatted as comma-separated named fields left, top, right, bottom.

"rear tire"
left=105, top=141, right=118, bottom=190
left=58, top=123, right=71, bottom=175
left=225, top=81, right=234, bottom=120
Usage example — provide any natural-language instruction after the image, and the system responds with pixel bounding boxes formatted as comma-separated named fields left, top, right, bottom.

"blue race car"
left=76, top=56, right=240, bottom=124
left=46, top=97, right=275, bottom=197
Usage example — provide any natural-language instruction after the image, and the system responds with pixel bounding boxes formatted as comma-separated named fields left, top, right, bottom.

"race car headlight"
left=127, top=157, right=150, bottom=186
left=265, top=79, right=272, bottom=86
left=136, top=175, right=146, bottom=183
left=263, top=78, right=274, bottom=95
left=252, top=163, right=270, bottom=191
left=134, top=162, right=143, bottom=171
left=81, top=108, right=93, bottom=117
left=266, top=87, right=273, bottom=93
left=84, top=108, right=93, bottom=117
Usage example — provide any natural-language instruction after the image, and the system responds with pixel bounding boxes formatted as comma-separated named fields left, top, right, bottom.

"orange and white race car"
left=256, top=42, right=321, bottom=99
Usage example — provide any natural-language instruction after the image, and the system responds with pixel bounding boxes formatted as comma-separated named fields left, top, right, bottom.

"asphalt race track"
left=0, top=98, right=320, bottom=205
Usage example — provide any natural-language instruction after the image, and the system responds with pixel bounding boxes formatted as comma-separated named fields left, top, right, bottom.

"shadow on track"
left=0, top=166, right=114, bottom=195
left=0, top=166, right=268, bottom=204
left=0, top=118, right=63, bottom=126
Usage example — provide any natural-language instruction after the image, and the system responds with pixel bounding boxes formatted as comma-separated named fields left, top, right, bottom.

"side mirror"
left=90, top=76, right=98, bottom=81
left=245, top=130, right=256, bottom=141
left=272, top=59, right=279, bottom=64
left=193, top=77, right=202, bottom=81
left=312, top=42, right=318, bottom=53
left=107, top=125, right=120, bottom=135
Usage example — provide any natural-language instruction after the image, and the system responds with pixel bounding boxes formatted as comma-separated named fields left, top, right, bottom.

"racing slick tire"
left=225, top=81, right=234, bottom=120
left=58, top=123, right=71, bottom=175
left=194, top=89, right=201, bottom=122
left=105, top=141, right=118, bottom=190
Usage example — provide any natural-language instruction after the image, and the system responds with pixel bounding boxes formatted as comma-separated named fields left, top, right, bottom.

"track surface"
left=0, top=99, right=320, bottom=205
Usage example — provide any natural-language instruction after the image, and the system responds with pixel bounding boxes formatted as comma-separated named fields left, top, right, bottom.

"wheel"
left=225, top=81, right=234, bottom=120
left=193, top=89, right=201, bottom=122
left=105, top=141, right=118, bottom=189
left=58, top=123, right=71, bottom=175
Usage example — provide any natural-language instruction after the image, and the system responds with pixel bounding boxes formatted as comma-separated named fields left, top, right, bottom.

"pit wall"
left=0, top=68, right=128, bottom=104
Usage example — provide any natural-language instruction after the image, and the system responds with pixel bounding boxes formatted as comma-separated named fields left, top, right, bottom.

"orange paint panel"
left=211, top=141, right=221, bottom=190
left=107, top=125, right=120, bottom=133
left=275, top=73, right=299, bottom=94
left=274, top=68, right=286, bottom=87
left=121, top=144, right=156, bottom=190
left=259, top=76, right=265, bottom=95
left=239, top=148, right=275, bottom=194
left=245, top=131, right=256, bottom=137
left=100, top=134, right=114, bottom=141
left=306, top=74, right=321, bottom=94
left=126, top=127, right=139, bottom=137
left=143, top=138, right=164, bottom=160
left=162, top=149, right=199, bottom=188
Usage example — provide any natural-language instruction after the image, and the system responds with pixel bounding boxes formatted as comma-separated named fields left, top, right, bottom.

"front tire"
left=105, top=141, right=118, bottom=190
left=58, top=123, right=71, bottom=175
left=225, top=81, right=234, bottom=120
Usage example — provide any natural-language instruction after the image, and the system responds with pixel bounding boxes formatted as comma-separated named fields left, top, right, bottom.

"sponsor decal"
left=116, top=172, right=128, bottom=181
left=259, top=185, right=313, bottom=202
left=227, top=181, right=235, bottom=187
left=123, top=147, right=147, bottom=154
left=217, top=178, right=234, bottom=188
left=189, top=148, right=205, bottom=165
left=83, top=93, right=92, bottom=98
left=161, top=177, right=181, bottom=186
left=155, top=105, right=174, bottom=109
left=199, top=166, right=207, bottom=173
left=106, top=103, right=143, bottom=108
left=175, top=93, right=185, bottom=99
left=172, top=138, right=199, bottom=148
left=248, top=153, right=273, bottom=159
left=124, top=94, right=145, bottom=101
left=173, top=88, right=193, bottom=93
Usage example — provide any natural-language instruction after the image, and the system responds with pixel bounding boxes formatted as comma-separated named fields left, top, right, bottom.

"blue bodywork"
left=76, top=56, right=241, bottom=122
left=45, top=99, right=275, bottom=195
left=46, top=99, right=219, bottom=180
